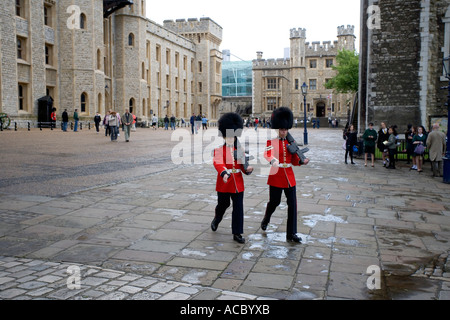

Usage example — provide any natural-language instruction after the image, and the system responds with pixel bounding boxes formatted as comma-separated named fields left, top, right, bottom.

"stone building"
left=252, top=26, right=356, bottom=123
left=0, top=0, right=222, bottom=126
left=359, top=0, right=450, bottom=132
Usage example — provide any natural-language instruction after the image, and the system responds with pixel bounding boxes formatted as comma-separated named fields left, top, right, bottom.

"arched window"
left=97, top=49, right=101, bottom=70
left=128, top=33, right=134, bottom=46
left=81, top=92, right=88, bottom=113
left=80, top=13, right=86, bottom=29
left=129, top=98, right=135, bottom=113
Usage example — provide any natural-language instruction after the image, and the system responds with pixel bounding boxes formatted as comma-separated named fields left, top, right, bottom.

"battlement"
left=305, top=40, right=339, bottom=54
left=163, top=17, right=222, bottom=41
left=253, top=58, right=291, bottom=68
left=290, top=28, right=306, bottom=39
left=337, top=25, right=355, bottom=36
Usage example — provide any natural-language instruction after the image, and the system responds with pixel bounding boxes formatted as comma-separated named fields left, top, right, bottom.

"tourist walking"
left=152, top=114, right=158, bottom=130
left=108, top=111, right=119, bottom=142
left=164, top=115, right=169, bottom=130
left=94, top=112, right=102, bottom=133
left=384, top=126, right=398, bottom=169
left=378, top=122, right=390, bottom=167
left=73, top=109, right=79, bottom=132
left=62, top=109, right=69, bottom=132
left=363, top=122, right=377, bottom=167
left=344, top=124, right=357, bottom=165
left=426, top=123, right=446, bottom=177
left=170, top=115, right=176, bottom=130
left=122, top=109, right=133, bottom=142
left=412, top=126, right=427, bottom=173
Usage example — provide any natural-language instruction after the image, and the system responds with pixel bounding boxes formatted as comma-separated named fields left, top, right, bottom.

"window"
left=142, top=62, right=145, bottom=80
left=97, top=49, right=101, bottom=70
left=16, top=0, right=25, bottom=18
left=267, top=78, right=277, bottom=90
left=80, top=13, right=86, bottom=29
left=183, top=56, right=187, bottom=71
left=198, top=82, right=202, bottom=93
left=17, top=37, right=25, bottom=60
left=326, top=59, right=334, bottom=68
left=81, top=93, right=88, bottom=113
left=309, top=79, right=317, bottom=91
left=45, top=44, right=54, bottom=66
left=295, top=79, right=299, bottom=90
left=44, top=5, right=52, bottom=27
left=156, top=45, right=161, bottom=62
left=309, top=59, right=317, bottom=68
left=216, top=62, right=221, bottom=74
left=175, top=52, right=179, bottom=68
left=18, top=84, right=25, bottom=110
left=128, top=33, right=135, bottom=46
left=267, top=98, right=276, bottom=111
left=166, top=75, right=170, bottom=89
left=198, top=61, right=202, bottom=73
left=166, top=49, right=170, bottom=65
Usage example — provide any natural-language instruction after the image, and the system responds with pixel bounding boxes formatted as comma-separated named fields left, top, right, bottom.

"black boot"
left=211, top=217, right=221, bottom=232
left=233, top=234, right=245, bottom=244
left=286, top=234, right=302, bottom=243
left=261, top=215, right=270, bottom=231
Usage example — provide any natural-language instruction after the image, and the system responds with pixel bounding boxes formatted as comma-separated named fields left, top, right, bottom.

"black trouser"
left=215, top=192, right=244, bottom=235
left=388, top=149, right=396, bottom=168
left=345, top=145, right=354, bottom=163
left=264, top=186, right=297, bottom=235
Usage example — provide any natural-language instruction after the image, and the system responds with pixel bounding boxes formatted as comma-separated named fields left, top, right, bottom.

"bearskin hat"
left=271, top=107, right=294, bottom=130
left=218, top=113, right=244, bottom=138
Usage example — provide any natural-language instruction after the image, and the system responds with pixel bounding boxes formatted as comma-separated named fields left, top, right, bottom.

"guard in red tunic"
left=261, top=107, right=310, bottom=243
left=212, top=113, right=253, bottom=244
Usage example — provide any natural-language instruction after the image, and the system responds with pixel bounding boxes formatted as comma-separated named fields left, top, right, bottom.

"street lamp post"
left=301, top=82, right=309, bottom=145
left=441, top=56, right=450, bottom=184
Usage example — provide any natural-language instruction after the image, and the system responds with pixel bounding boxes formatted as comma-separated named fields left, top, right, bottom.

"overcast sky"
left=146, top=0, right=361, bottom=61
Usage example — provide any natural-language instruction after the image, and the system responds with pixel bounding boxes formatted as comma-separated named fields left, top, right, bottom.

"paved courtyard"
left=0, top=126, right=449, bottom=300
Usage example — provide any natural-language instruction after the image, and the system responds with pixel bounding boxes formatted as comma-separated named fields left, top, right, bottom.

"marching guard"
left=212, top=113, right=254, bottom=244
left=261, top=107, right=310, bottom=243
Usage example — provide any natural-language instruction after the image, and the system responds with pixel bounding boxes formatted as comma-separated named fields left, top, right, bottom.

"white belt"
left=226, top=168, right=242, bottom=174
left=279, top=163, right=293, bottom=168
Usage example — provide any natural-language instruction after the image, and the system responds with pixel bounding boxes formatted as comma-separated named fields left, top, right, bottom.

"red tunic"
left=264, top=138, right=302, bottom=188
left=213, top=145, right=247, bottom=193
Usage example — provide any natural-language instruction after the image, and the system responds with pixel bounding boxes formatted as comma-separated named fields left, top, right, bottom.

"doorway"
left=316, top=102, right=326, bottom=117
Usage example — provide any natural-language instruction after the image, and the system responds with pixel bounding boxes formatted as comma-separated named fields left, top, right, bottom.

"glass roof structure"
left=222, top=61, right=253, bottom=97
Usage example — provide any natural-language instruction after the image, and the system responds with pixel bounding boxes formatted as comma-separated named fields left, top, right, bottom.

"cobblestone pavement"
left=0, top=127, right=449, bottom=300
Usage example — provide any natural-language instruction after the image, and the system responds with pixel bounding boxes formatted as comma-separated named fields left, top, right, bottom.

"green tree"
left=325, top=49, right=359, bottom=93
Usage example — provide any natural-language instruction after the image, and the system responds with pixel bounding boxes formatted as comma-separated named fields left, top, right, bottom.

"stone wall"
left=360, top=0, right=450, bottom=132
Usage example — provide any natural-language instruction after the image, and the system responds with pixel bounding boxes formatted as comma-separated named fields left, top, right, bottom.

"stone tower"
left=337, top=25, right=356, bottom=51
left=58, top=0, right=106, bottom=116
left=290, top=28, right=307, bottom=113
left=112, top=0, right=148, bottom=117
left=163, top=18, right=223, bottom=119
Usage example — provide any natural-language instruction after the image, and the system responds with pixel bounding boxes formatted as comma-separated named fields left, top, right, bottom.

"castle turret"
left=337, top=25, right=356, bottom=51
left=290, top=28, right=306, bottom=68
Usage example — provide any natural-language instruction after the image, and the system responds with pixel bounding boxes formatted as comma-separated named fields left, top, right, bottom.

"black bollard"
left=80, top=122, right=82, bottom=130
left=39, top=122, right=42, bottom=131
left=28, top=122, right=31, bottom=131
left=15, top=122, right=17, bottom=131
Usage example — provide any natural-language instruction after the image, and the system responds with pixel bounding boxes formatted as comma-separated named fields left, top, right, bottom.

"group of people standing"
left=343, top=121, right=446, bottom=176
left=212, top=108, right=310, bottom=244
left=102, top=109, right=135, bottom=142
